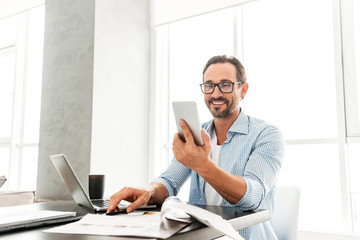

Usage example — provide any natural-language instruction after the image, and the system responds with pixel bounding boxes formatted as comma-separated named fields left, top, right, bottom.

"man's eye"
left=222, top=83, right=232, bottom=87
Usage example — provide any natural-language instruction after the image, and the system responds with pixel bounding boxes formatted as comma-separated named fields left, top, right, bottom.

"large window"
left=150, top=0, right=360, bottom=235
left=242, top=0, right=344, bottom=232
left=0, top=5, right=45, bottom=191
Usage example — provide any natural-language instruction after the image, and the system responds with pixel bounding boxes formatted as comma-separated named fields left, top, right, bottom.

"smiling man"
left=107, top=55, right=284, bottom=240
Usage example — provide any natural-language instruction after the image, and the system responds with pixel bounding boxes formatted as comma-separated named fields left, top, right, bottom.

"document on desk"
left=45, top=197, right=244, bottom=240
left=45, top=211, right=190, bottom=239
left=165, top=197, right=244, bottom=240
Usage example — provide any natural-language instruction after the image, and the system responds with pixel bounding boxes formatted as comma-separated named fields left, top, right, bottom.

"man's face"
left=203, top=63, right=244, bottom=119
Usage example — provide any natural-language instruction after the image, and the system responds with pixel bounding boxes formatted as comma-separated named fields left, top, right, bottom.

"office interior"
left=0, top=0, right=360, bottom=239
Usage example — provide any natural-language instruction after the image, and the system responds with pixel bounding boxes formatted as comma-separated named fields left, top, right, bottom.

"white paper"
left=45, top=197, right=244, bottom=240
left=45, top=212, right=188, bottom=238
left=167, top=198, right=244, bottom=240
left=0, top=209, right=76, bottom=228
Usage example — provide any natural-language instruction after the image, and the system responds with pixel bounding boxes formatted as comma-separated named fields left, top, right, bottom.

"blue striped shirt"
left=152, top=110, right=284, bottom=239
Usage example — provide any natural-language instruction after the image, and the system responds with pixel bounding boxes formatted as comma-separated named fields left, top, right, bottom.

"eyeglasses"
left=200, top=82, right=243, bottom=94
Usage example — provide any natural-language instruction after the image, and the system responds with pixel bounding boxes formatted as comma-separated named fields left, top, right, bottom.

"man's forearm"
left=148, top=182, right=169, bottom=205
left=198, top=161, right=247, bottom=204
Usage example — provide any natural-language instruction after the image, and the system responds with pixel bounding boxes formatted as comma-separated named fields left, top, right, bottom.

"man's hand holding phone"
left=172, top=119, right=212, bottom=172
left=172, top=101, right=203, bottom=146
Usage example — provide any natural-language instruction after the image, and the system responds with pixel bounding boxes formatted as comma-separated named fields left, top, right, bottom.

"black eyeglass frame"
left=199, top=81, right=244, bottom=94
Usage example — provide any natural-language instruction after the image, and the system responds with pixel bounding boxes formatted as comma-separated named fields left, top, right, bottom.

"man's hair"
left=202, top=55, right=247, bottom=83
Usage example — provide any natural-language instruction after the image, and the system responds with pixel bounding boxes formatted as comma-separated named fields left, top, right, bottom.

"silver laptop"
left=50, top=154, right=156, bottom=212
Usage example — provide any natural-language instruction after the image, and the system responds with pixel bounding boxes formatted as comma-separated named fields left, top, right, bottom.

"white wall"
left=91, top=0, right=149, bottom=197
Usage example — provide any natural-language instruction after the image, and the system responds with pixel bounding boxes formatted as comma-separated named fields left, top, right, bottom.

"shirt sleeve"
left=236, top=125, right=284, bottom=210
left=151, top=157, right=191, bottom=197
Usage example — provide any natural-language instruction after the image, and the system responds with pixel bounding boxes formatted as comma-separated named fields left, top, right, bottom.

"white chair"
left=271, top=186, right=301, bottom=240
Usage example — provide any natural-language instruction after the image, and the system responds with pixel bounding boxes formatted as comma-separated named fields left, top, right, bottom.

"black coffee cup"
left=88, top=174, right=105, bottom=199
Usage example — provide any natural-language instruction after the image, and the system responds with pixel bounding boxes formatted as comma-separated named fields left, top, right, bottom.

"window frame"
left=341, top=0, right=360, bottom=139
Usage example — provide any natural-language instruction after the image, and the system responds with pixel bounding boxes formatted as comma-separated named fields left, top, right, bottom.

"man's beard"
left=207, top=97, right=236, bottom=118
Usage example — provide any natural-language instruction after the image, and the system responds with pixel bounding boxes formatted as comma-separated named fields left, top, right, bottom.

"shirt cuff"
left=236, top=177, right=264, bottom=210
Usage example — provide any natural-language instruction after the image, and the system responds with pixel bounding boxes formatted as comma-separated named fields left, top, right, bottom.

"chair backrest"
left=271, top=185, right=300, bottom=240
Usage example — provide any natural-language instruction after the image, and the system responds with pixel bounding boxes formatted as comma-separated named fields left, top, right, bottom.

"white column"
left=36, top=0, right=95, bottom=200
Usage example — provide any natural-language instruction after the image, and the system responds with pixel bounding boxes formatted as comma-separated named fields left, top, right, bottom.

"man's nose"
left=211, top=84, right=223, bottom=97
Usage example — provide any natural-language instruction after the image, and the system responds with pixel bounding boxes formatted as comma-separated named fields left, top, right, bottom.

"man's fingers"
left=107, top=187, right=130, bottom=213
left=173, top=132, right=181, bottom=143
left=107, top=197, right=120, bottom=213
left=107, top=187, right=152, bottom=214
left=201, top=129, right=211, bottom=147
left=126, top=198, right=147, bottom=213
left=107, top=193, right=123, bottom=213
left=179, top=120, right=195, bottom=145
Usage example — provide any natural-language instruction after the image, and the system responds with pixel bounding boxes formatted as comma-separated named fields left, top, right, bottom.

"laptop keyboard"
left=90, top=199, right=127, bottom=208
left=91, top=199, right=110, bottom=208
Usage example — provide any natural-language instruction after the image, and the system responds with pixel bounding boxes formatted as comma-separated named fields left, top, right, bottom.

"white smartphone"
left=172, top=101, right=203, bottom=146
left=0, top=176, right=7, bottom=188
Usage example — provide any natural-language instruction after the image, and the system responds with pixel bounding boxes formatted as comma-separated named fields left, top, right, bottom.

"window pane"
left=23, top=6, right=45, bottom=143
left=278, top=144, right=343, bottom=232
left=348, top=142, right=360, bottom=233
left=19, top=147, right=38, bottom=190
left=168, top=8, right=234, bottom=143
left=242, top=0, right=337, bottom=139
left=0, top=15, right=17, bottom=46
left=0, top=53, right=16, bottom=138
left=348, top=142, right=360, bottom=192
left=351, top=192, right=360, bottom=233
left=354, top=1, right=360, bottom=132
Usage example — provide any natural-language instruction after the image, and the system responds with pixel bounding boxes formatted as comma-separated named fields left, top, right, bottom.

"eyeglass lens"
left=201, top=82, right=234, bottom=94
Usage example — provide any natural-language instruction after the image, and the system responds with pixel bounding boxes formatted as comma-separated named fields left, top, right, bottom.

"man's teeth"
left=212, top=101, right=224, bottom=105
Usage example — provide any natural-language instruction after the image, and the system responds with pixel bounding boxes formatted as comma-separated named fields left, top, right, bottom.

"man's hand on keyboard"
left=107, top=182, right=169, bottom=214
left=107, top=186, right=154, bottom=214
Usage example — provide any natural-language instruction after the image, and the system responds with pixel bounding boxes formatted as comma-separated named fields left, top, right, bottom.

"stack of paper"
left=0, top=191, right=35, bottom=207
left=46, top=197, right=244, bottom=240
left=163, top=197, right=244, bottom=240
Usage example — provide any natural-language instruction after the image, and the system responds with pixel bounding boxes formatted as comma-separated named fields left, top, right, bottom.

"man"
left=107, top=55, right=284, bottom=239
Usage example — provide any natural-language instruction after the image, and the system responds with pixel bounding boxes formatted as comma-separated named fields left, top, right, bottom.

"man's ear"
left=241, top=82, right=249, bottom=99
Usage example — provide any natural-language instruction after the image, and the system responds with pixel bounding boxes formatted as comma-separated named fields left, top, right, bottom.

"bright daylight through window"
left=151, top=0, right=360, bottom=235
left=0, top=5, right=44, bottom=191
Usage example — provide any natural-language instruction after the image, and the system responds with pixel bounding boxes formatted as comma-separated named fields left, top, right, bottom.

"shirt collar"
left=228, top=109, right=249, bottom=135
left=204, top=108, right=249, bottom=135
